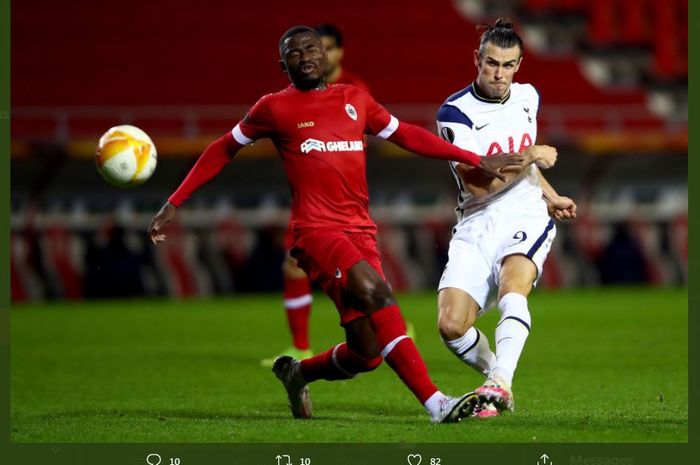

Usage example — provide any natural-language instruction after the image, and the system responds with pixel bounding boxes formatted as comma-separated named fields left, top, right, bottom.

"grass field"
left=10, top=288, right=687, bottom=443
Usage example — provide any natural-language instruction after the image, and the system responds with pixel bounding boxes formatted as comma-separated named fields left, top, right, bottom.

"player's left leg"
left=476, top=254, right=537, bottom=412
left=494, top=254, right=537, bottom=383
left=474, top=206, right=556, bottom=413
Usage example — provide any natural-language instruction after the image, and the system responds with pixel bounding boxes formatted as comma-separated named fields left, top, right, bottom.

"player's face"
left=281, top=32, right=328, bottom=89
left=474, top=43, right=522, bottom=99
left=321, top=36, right=343, bottom=75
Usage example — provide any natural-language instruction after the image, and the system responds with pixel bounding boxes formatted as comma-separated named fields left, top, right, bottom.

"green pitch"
left=10, top=288, right=687, bottom=443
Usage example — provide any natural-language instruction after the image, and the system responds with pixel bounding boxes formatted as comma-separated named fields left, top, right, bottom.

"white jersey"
left=436, top=82, right=542, bottom=220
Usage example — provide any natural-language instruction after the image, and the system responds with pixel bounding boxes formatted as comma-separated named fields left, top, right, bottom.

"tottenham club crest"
left=345, top=103, right=358, bottom=121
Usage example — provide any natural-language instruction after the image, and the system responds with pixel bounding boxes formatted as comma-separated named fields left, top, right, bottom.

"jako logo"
left=300, top=138, right=363, bottom=154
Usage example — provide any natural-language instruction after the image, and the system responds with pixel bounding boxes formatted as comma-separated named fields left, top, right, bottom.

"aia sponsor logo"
left=300, top=138, right=363, bottom=154
left=486, top=133, right=533, bottom=156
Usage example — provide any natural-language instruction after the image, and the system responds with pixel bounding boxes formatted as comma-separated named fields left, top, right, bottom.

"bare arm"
left=455, top=144, right=557, bottom=198
left=536, top=166, right=558, bottom=203
left=386, top=121, right=527, bottom=181
left=535, top=167, right=577, bottom=221
left=147, top=132, right=242, bottom=243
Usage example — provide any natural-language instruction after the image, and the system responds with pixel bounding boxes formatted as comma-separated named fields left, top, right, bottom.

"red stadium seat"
left=11, top=0, right=679, bottom=143
left=522, top=0, right=552, bottom=13
left=586, top=0, right=618, bottom=46
left=650, top=0, right=686, bottom=79
left=619, top=0, right=650, bottom=46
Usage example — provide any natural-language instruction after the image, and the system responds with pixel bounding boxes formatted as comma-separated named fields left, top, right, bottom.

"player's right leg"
left=437, top=222, right=497, bottom=377
left=438, top=216, right=501, bottom=417
left=437, top=288, right=499, bottom=419
left=437, top=288, right=495, bottom=376
left=262, top=252, right=313, bottom=367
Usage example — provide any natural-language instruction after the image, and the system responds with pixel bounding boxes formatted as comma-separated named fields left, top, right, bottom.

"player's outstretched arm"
left=386, top=121, right=526, bottom=181
left=147, top=132, right=242, bottom=244
left=148, top=202, right=177, bottom=244
left=455, top=145, right=558, bottom=199
left=499, top=145, right=558, bottom=174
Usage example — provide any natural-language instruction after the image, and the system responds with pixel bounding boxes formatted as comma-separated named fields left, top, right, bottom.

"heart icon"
left=407, top=453, right=422, bottom=465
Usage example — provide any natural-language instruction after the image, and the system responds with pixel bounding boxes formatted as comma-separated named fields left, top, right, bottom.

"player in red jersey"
left=148, top=26, right=529, bottom=423
left=261, top=23, right=372, bottom=368
left=315, top=23, right=370, bottom=92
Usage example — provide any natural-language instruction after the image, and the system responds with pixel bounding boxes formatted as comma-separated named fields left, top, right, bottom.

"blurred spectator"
left=84, top=225, right=145, bottom=298
left=241, top=225, right=286, bottom=292
left=597, top=223, right=648, bottom=284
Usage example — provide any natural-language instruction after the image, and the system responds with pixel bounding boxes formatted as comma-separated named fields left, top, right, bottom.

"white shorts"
left=438, top=200, right=556, bottom=310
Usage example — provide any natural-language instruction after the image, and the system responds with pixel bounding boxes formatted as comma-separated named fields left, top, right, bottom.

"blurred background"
left=10, top=0, right=687, bottom=302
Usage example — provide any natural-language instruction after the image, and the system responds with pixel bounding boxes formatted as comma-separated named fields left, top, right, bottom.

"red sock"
left=300, top=342, right=382, bottom=382
left=284, top=276, right=312, bottom=350
left=369, top=305, right=438, bottom=403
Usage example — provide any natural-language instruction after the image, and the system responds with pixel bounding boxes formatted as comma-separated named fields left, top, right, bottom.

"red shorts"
left=290, top=229, right=385, bottom=325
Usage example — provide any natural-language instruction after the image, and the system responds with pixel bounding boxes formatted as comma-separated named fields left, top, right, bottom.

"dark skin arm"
left=476, top=152, right=528, bottom=182
left=456, top=144, right=557, bottom=198
left=147, top=202, right=177, bottom=244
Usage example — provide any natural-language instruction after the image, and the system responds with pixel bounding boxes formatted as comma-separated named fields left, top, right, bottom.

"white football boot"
left=431, top=392, right=480, bottom=423
left=272, top=356, right=312, bottom=419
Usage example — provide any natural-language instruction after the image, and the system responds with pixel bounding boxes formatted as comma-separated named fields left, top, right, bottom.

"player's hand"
left=525, top=145, right=558, bottom=169
left=547, top=196, right=577, bottom=221
left=477, top=152, right=528, bottom=182
left=148, top=202, right=177, bottom=244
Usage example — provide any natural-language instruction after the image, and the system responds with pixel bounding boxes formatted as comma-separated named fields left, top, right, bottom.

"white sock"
left=442, top=327, right=495, bottom=376
left=492, top=292, right=531, bottom=387
left=423, top=391, right=446, bottom=418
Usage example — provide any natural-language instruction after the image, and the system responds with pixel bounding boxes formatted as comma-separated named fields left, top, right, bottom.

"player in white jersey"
left=436, top=18, right=577, bottom=417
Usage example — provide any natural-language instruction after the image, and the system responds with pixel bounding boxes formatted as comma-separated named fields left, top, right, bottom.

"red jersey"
left=232, top=84, right=398, bottom=234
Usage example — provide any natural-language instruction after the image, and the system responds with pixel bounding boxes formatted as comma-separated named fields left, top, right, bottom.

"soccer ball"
left=95, top=125, right=157, bottom=187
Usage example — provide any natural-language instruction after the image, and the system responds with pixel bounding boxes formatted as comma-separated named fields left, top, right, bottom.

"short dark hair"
left=279, top=25, right=321, bottom=57
left=477, top=18, right=524, bottom=57
left=314, top=23, right=343, bottom=48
